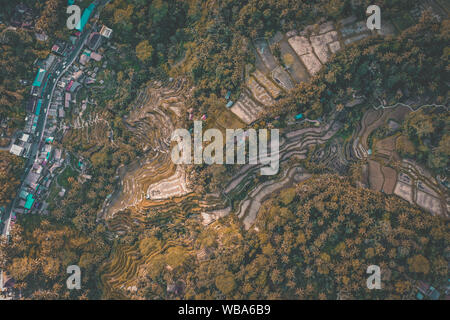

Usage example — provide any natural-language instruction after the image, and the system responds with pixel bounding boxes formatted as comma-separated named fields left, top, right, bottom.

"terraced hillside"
left=97, top=17, right=387, bottom=297
left=348, top=104, right=449, bottom=217
left=100, top=14, right=399, bottom=233
left=228, top=16, right=395, bottom=125
left=99, top=106, right=346, bottom=297
left=62, top=94, right=116, bottom=154
left=100, top=79, right=194, bottom=220
left=206, top=119, right=343, bottom=230
left=96, top=12, right=449, bottom=298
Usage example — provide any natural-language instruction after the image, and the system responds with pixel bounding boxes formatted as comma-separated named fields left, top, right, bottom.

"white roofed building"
left=9, top=144, right=24, bottom=156
left=100, top=25, right=113, bottom=38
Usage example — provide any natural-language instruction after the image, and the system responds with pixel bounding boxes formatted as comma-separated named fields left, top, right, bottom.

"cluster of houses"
left=415, top=279, right=450, bottom=300
left=9, top=53, right=59, bottom=158
left=7, top=4, right=112, bottom=217
left=9, top=133, right=31, bottom=157
left=15, top=144, right=64, bottom=216
left=1, top=0, right=113, bottom=298
left=3, top=0, right=112, bottom=229
left=10, top=19, right=112, bottom=152
left=8, top=22, right=113, bottom=218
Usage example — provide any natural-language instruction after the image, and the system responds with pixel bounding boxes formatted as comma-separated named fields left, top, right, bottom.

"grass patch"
left=392, top=13, right=415, bottom=32
left=214, top=108, right=245, bottom=132
left=57, top=166, right=78, bottom=190
left=18, top=213, right=43, bottom=233
left=46, top=180, right=63, bottom=210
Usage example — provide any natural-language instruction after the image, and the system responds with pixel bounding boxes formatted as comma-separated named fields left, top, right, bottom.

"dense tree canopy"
left=0, top=216, right=108, bottom=299
left=400, top=108, right=449, bottom=174
left=119, top=175, right=448, bottom=300
left=0, top=151, right=24, bottom=207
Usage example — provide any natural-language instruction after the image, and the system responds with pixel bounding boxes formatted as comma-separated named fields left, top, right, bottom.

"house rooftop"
left=76, top=3, right=96, bottom=32
left=10, top=144, right=24, bottom=156
left=20, top=133, right=30, bottom=142
left=32, top=68, right=46, bottom=87
left=24, top=194, right=35, bottom=210
left=100, top=25, right=113, bottom=38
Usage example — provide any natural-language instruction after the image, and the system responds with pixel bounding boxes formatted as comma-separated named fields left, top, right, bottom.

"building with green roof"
left=32, top=68, right=46, bottom=87
left=35, top=99, right=43, bottom=116
left=76, top=3, right=96, bottom=32
left=24, top=194, right=35, bottom=210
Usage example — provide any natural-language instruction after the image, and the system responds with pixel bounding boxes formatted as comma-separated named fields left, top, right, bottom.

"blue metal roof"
left=76, top=3, right=96, bottom=32
left=24, top=194, right=35, bottom=210
left=32, top=69, right=46, bottom=87
left=35, top=99, right=43, bottom=116
left=429, top=287, right=440, bottom=300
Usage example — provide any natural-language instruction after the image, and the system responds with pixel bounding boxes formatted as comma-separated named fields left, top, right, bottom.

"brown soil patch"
left=381, top=166, right=397, bottom=194
left=368, top=160, right=383, bottom=192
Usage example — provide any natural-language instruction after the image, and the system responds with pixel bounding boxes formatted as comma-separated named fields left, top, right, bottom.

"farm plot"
left=277, top=38, right=310, bottom=83
left=375, top=135, right=397, bottom=159
left=252, top=69, right=282, bottom=98
left=146, top=166, right=191, bottom=200
left=299, top=52, right=323, bottom=76
left=310, top=31, right=339, bottom=64
left=230, top=90, right=264, bottom=124
left=254, top=39, right=279, bottom=71
left=360, top=106, right=410, bottom=152
left=368, top=160, right=383, bottom=192
left=271, top=66, right=295, bottom=90
left=329, top=41, right=341, bottom=54
left=287, top=35, right=313, bottom=56
left=381, top=166, right=397, bottom=194
left=416, top=191, right=442, bottom=216
left=394, top=181, right=414, bottom=203
left=214, top=108, right=245, bottom=131
left=246, top=75, right=274, bottom=106
left=318, top=21, right=335, bottom=34
left=253, top=48, right=270, bottom=74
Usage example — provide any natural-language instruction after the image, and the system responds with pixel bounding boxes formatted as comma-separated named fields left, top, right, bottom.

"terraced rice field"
left=230, top=89, right=264, bottom=124
left=201, top=119, right=343, bottom=229
left=99, top=18, right=442, bottom=297
left=252, top=69, right=282, bottom=98
left=375, top=135, right=398, bottom=159
left=100, top=112, right=343, bottom=296
left=101, top=79, right=193, bottom=219
left=146, top=166, right=190, bottom=200
left=354, top=106, right=410, bottom=158
left=246, top=75, right=275, bottom=106
left=350, top=105, right=448, bottom=218
left=227, top=17, right=391, bottom=125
